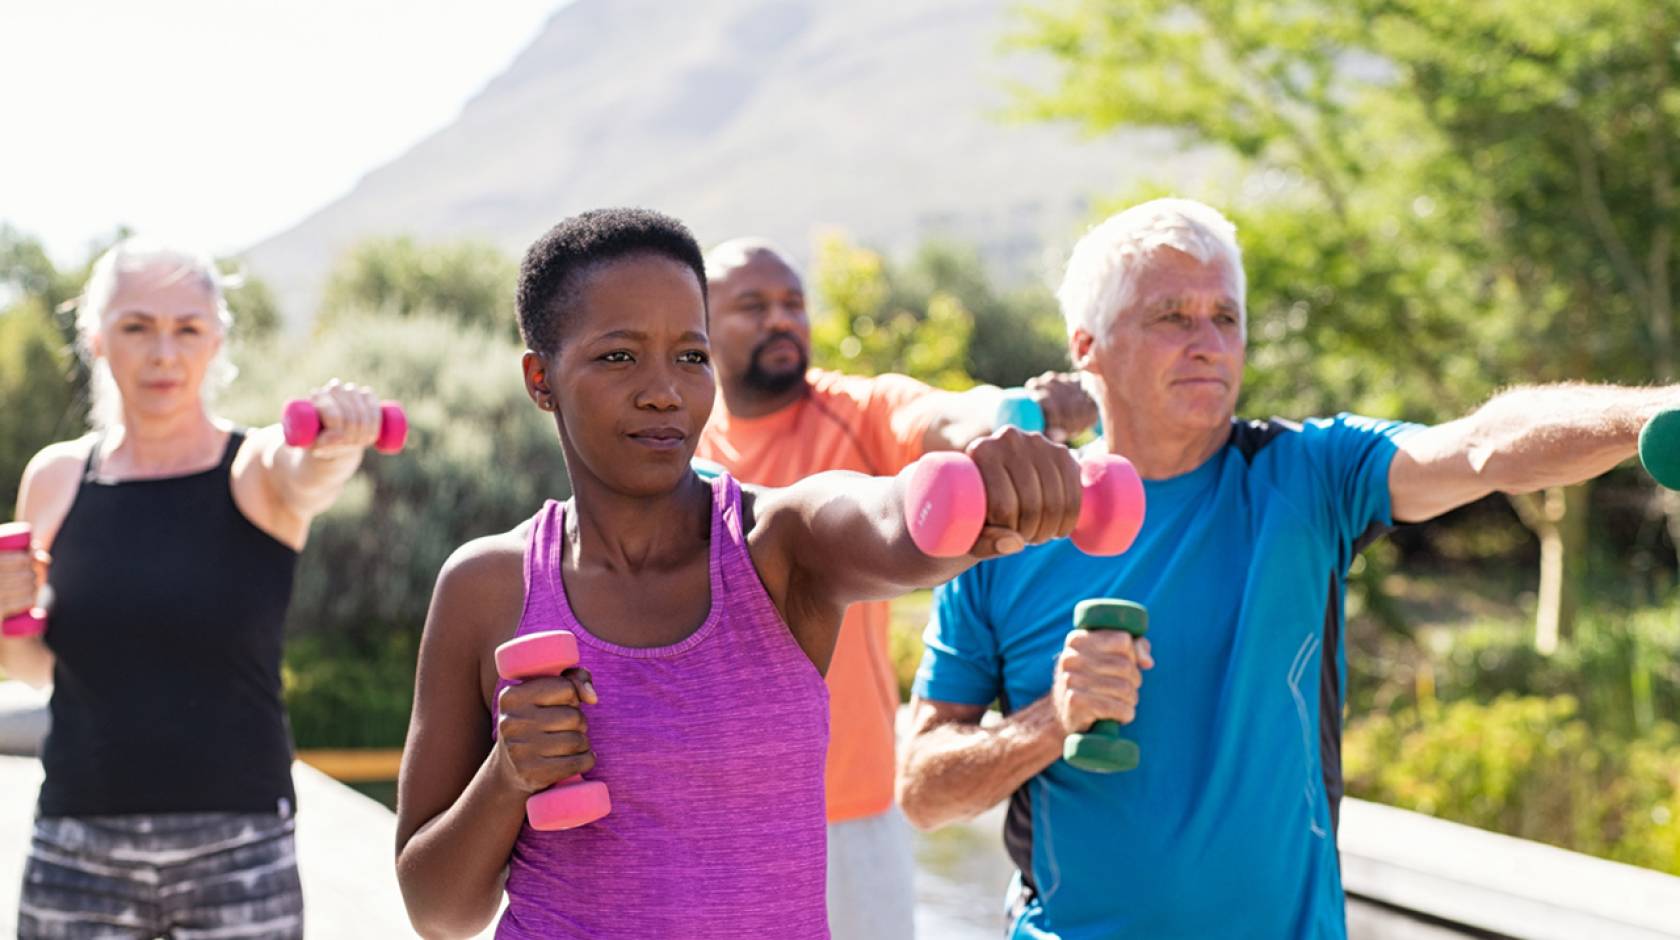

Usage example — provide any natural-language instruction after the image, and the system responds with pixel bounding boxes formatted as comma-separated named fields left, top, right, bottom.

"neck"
left=1101, top=397, right=1229, bottom=479
left=718, top=373, right=807, bottom=420
left=106, top=406, right=223, bottom=474
left=563, top=464, right=712, bottom=574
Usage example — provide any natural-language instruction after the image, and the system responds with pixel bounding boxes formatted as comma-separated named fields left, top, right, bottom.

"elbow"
left=397, top=866, right=500, bottom=939
left=403, top=900, right=498, bottom=940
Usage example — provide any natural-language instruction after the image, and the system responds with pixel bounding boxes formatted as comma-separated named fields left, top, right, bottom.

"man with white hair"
left=695, top=238, right=1095, bottom=938
left=896, top=198, right=1675, bottom=937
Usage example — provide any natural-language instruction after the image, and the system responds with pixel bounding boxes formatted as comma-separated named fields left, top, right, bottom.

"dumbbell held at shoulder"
left=494, top=631, right=612, bottom=830
left=0, top=523, right=47, bottom=638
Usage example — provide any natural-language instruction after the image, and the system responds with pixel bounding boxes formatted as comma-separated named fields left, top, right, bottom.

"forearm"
left=0, top=636, right=53, bottom=688
left=260, top=426, right=364, bottom=519
left=397, top=754, right=528, bottom=938
left=897, top=696, right=1064, bottom=830
left=921, top=386, right=1003, bottom=452
left=1458, top=383, right=1678, bottom=491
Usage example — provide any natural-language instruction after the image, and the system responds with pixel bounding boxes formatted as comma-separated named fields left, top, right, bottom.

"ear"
left=1069, top=327, right=1098, bottom=372
left=521, top=350, right=556, bottom=411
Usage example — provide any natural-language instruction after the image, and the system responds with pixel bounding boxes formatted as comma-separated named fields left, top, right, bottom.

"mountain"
left=243, top=0, right=1207, bottom=322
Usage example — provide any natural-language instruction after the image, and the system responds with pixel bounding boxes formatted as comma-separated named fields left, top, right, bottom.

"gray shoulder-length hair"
left=75, top=239, right=239, bottom=430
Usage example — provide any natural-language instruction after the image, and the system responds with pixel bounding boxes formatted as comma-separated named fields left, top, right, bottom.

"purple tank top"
left=493, top=473, right=831, bottom=939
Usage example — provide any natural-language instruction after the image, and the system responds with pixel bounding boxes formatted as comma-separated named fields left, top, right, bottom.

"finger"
left=311, top=386, right=348, bottom=445
left=563, top=667, right=598, bottom=705
left=1012, top=447, right=1047, bottom=544
left=536, top=731, right=592, bottom=758
left=972, top=439, right=1020, bottom=534
left=1065, top=672, right=1140, bottom=709
left=1136, top=638, right=1155, bottom=670
left=1051, top=446, right=1083, bottom=540
left=499, top=677, right=580, bottom=710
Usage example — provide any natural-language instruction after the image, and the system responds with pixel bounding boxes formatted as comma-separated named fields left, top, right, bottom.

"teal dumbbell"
left=692, top=457, right=726, bottom=481
left=994, top=387, right=1102, bottom=439
left=1063, top=598, right=1148, bottom=773
left=1640, top=408, right=1680, bottom=490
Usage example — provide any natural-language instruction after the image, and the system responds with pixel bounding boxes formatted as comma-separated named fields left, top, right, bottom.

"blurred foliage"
left=317, top=236, right=518, bottom=338
left=1345, top=695, right=1680, bottom=874
left=284, top=631, right=418, bottom=749
left=220, top=311, right=568, bottom=653
left=809, top=235, right=1069, bottom=390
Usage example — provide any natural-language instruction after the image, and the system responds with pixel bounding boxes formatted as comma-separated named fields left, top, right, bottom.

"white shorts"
left=827, top=805, right=917, bottom=940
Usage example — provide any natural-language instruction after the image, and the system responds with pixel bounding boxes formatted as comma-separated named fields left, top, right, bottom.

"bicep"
left=1388, top=418, right=1491, bottom=523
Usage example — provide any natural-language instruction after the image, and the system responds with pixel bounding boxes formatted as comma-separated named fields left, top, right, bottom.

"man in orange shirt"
left=695, top=238, right=1095, bottom=938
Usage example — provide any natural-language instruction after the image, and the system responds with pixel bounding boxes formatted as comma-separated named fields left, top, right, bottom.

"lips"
left=627, top=427, right=687, bottom=450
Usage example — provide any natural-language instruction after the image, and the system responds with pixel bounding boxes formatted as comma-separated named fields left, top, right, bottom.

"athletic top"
left=493, top=472, right=830, bottom=939
left=696, top=368, right=935, bottom=822
left=40, top=430, right=300, bottom=817
left=914, top=414, right=1419, bottom=939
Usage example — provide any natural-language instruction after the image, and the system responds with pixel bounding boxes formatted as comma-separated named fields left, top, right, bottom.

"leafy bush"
left=222, top=312, right=570, bottom=648
left=1344, top=695, right=1680, bottom=874
left=283, top=631, right=417, bottom=748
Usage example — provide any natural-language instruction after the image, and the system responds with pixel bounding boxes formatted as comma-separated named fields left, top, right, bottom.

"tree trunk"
left=1510, top=482, right=1591, bottom=654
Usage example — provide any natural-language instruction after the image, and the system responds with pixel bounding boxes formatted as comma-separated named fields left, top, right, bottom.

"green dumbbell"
left=1062, top=598, right=1149, bottom=773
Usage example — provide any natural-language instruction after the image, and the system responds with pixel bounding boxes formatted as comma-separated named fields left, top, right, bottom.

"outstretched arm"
left=748, top=428, right=1083, bottom=669
left=1389, top=383, right=1678, bottom=523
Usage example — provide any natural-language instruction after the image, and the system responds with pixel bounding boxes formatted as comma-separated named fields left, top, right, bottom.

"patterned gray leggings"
left=17, top=812, right=303, bottom=939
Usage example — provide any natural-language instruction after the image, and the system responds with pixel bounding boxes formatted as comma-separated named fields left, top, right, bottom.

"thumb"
left=968, top=524, right=1026, bottom=560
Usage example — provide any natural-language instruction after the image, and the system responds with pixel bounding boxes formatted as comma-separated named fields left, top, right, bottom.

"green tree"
left=316, top=236, right=517, bottom=336
left=807, top=234, right=1071, bottom=390
left=1013, top=0, right=1680, bottom=649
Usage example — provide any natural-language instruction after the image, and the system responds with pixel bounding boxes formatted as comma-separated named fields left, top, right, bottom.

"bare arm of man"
left=748, top=427, right=1083, bottom=673
left=1389, top=383, right=1679, bottom=523
left=914, top=372, right=1101, bottom=451
left=897, top=627, right=1153, bottom=830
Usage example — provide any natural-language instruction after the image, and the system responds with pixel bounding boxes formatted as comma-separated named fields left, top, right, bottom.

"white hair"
left=76, top=238, right=238, bottom=430
left=1056, top=198, right=1247, bottom=340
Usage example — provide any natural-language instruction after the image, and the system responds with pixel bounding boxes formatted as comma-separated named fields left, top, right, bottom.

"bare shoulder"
left=17, top=435, right=96, bottom=539
left=433, top=526, right=529, bottom=629
left=421, top=525, right=533, bottom=708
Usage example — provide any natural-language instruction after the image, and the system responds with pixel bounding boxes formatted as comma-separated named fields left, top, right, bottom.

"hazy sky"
left=1, top=0, right=566, bottom=264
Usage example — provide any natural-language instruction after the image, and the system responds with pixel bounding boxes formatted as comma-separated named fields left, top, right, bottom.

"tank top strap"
left=709, top=472, right=746, bottom=600
left=218, top=428, right=246, bottom=469
left=520, top=499, right=566, bottom=635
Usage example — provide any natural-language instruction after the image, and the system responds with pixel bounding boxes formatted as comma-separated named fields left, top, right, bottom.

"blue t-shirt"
left=914, top=415, right=1419, bottom=939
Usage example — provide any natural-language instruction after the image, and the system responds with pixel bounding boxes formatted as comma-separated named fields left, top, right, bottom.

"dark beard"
left=743, top=338, right=808, bottom=395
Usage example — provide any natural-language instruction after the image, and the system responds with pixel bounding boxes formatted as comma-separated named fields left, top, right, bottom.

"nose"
left=635, top=360, right=683, bottom=412
left=1186, top=317, right=1232, bottom=361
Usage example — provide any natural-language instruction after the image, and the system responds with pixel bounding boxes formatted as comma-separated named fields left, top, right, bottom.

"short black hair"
left=516, top=207, right=708, bottom=355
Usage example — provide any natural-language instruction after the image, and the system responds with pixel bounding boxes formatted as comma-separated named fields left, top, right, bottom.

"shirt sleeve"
left=1304, top=413, right=1424, bottom=551
left=912, top=569, right=1001, bottom=707
left=859, top=373, right=940, bottom=473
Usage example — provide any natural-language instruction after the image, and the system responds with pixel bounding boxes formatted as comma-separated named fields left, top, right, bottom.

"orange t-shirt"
left=695, top=368, right=937, bottom=823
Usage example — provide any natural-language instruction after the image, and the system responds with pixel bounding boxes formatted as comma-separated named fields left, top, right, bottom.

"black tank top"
left=39, top=430, right=300, bottom=817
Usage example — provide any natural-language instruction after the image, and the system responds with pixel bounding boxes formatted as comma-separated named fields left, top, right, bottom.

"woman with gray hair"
left=0, top=239, right=387, bottom=938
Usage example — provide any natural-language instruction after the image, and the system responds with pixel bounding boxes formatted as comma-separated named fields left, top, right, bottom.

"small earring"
left=539, top=398, right=555, bottom=411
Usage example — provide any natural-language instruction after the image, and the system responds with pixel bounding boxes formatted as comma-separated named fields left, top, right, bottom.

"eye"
left=120, top=322, right=146, bottom=334
left=679, top=349, right=710, bottom=364
left=600, top=350, right=633, bottom=363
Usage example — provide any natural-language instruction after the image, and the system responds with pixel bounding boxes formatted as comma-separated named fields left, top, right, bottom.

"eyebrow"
left=113, top=310, right=210, bottom=322
left=595, top=329, right=708, bottom=343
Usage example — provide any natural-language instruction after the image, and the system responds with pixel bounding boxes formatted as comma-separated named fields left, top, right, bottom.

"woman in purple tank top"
left=394, top=209, right=1086, bottom=939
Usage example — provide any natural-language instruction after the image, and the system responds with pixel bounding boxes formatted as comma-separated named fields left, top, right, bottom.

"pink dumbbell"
left=494, top=630, right=612, bottom=831
left=904, top=450, right=1146, bottom=557
left=281, top=398, right=408, bottom=454
left=0, top=523, right=46, bottom=638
